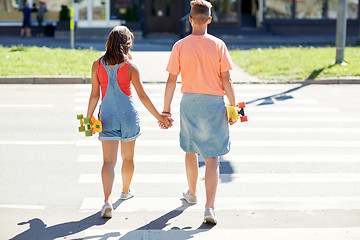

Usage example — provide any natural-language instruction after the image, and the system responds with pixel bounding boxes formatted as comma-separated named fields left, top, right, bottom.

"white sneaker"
left=203, top=207, right=217, bottom=224
left=183, top=190, right=197, bottom=204
left=101, top=201, right=113, bottom=218
left=120, top=188, right=135, bottom=200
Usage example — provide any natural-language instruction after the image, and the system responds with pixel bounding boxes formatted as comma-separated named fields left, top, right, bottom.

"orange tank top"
left=97, top=59, right=132, bottom=100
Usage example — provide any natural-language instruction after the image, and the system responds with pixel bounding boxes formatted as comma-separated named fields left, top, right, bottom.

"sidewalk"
left=0, top=51, right=261, bottom=84
left=1, top=35, right=359, bottom=84
left=1, top=34, right=358, bottom=51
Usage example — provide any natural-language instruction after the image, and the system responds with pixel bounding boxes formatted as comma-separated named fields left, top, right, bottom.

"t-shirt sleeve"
left=166, top=43, right=181, bottom=76
left=219, top=41, right=233, bottom=73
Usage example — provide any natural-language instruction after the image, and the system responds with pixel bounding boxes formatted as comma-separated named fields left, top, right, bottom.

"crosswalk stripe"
left=2, top=140, right=359, bottom=147
left=0, top=104, right=54, bottom=108
left=73, top=92, right=304, bottom=99
left=79, top=173, right=360, bottom=184
left=82, top=228, right=360, bottom=240
left=141, top=126, right=360, bottom=133
left=141, top=115, right=359, bottom=123
left=138, top=92, right=304, bottom=98
left=80, top=197, right=360, bottom=211
left=244, top=116, right=360, bottom=122
left=73, top=92, right=90, bottom=97
left=77, top=154, right=360, bottom=163
left=73, top=97, right=315, bottom=105
left=72, top=106, right=359, bottom=123
left=75, top=140, right=360, bottom=148
left=247, top=98, right=318, bottom=104
left=74, top=85, right=91, bottom=89
left=0, top=141, right=75, bottom=145
left=132, top=98, right=318, bottom=105
left=73, top=105, right=339, bottom=113
left=246, top=107, right=339, bottom=113
left=0, top=204, right=46, bottom=210
left=74, top=84, right=293, bottom=90
left=74, top=125, right=360, bottom=134
left=74, top=109, right=358, bottom=125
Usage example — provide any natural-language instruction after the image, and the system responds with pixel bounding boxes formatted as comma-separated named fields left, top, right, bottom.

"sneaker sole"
left=101, top=207, right=113, bottom=218
left=204, top=216, right=217, bottom=225
left=120, top=194, right=134, bottom=200
left=183, top=197, right=197, bottom=204
left=182, top=193, right=197, bottom=204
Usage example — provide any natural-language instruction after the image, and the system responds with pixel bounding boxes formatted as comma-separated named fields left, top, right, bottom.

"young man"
left=162, top=0, right=236, bottom=224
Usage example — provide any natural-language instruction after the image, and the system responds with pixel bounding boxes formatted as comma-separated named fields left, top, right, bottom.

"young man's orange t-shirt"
left=166, top=34, right=233, bottom=96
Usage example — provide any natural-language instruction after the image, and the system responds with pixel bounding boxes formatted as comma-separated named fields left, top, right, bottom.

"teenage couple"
left=86, top=0, right=236, bottom=224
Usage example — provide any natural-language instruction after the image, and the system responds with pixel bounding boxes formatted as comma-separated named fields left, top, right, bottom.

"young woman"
left=86, top=26, right=172, bottom=218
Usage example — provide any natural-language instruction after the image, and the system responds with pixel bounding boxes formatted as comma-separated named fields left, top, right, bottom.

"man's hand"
left=158, top=112, right=173, bottom=129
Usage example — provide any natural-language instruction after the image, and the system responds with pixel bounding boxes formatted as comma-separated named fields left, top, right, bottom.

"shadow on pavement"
left=10, top=199, right=214, bottom=240
left=246, top=84, right=305, bottom=106
left=198, top=155, right=234, bottom=183
left=246, top=65, right=336, bottom=106
left=10, top=198, right=126, bottom=240
left=10, top=212, right=109, bottom=240
left=82, top=199, right=214, bottom=240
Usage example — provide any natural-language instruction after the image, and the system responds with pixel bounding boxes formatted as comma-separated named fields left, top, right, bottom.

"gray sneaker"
left=183, top=190, right=197, bottom=204
left=100, top=201, right=113, bottom=218
left=120, top=188, right=135, bottom=200
left=203, top=207, right=217, bottom=224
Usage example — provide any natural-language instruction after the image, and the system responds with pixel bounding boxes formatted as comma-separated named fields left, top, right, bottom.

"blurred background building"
left=0, top=0, right=359, bottom=38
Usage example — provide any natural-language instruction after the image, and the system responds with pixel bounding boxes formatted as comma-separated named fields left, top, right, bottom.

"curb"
left=0, top=76, right=360, bottom=84
left=0, top=76, right=91, bottom=84
left=234, top=77, right=360, bottom=85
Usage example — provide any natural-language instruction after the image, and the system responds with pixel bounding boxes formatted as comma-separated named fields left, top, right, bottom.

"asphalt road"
left=1, top=83, right=360, bottom=240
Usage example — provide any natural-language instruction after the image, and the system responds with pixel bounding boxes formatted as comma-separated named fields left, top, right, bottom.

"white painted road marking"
left=0, top=104, right=54, bottom=108
left=75, top=140, right=360, bottom=148
left=77, top=154, right=360, bottom=163
left=82, top=228, right=360, bottom=240
left=80, top=197, right=360, bottom=211
left=79, top=173, right=360, bottom=184
left=0, top=204, right=46, bottom=210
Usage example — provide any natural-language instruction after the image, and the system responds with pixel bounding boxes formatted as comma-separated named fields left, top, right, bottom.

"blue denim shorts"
left=180, top=93, right=230, bottom=158
left=99, top=129, right=141, bottom=142
left=98, top=111, right=141, bottom=142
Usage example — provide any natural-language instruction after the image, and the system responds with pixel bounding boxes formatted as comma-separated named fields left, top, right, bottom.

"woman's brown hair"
left=103, top=26, right=134, bottom=65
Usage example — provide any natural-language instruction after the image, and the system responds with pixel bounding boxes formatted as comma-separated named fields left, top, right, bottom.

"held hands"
left=158, top=112, right=173, bottom=129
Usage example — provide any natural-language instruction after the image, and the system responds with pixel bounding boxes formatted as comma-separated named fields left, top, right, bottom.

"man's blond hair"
left=190, top=0, right=212, bottom=24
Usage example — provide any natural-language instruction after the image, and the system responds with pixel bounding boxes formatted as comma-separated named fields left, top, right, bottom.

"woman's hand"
left=158, top=112, right=173, bottom=129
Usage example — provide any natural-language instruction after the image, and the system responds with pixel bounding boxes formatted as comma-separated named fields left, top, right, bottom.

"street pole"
left=140, top=0, right=147, bottom=38
left=70, top=0, right=75, bottom=49
left=358, top=14, right=360, bottom=45
left=335, top=0, right=347, bottom=64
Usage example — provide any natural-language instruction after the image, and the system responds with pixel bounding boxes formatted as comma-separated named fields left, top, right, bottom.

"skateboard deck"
left=77, top=114, right=102, bottom=137
left=226, top=102, right=248, bottom=123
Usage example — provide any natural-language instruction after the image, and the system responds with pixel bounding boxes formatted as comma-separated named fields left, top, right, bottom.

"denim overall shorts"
left=98, top=57, right=141, bottom=142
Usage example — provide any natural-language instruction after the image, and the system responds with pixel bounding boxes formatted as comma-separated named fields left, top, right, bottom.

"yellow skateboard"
left=77, top=114, right=102, bottom=137
left=226, top=102, right=248, bottom=123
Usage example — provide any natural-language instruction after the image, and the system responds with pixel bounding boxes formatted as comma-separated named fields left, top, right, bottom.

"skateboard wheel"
left=240, top=116, right=248, bottom=122
left=84, top=117, right=91, bottom=124
left=238, top=102, right=245, bottom=108
left=78, top=126, right=85, bottom=132
left=85, top=130, right=93, bottom=137
left=77, top=114, right=83, bottom=120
